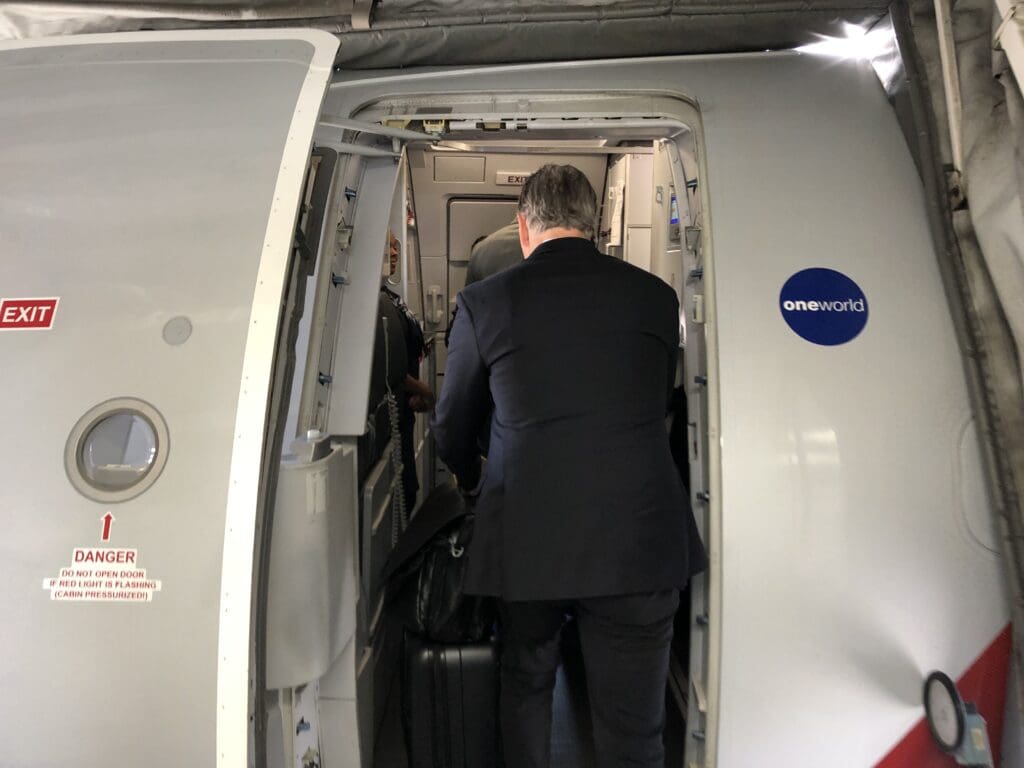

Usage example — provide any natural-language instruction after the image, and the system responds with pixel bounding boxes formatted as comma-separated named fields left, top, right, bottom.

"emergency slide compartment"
left=0, top=30, right=338, bottom=768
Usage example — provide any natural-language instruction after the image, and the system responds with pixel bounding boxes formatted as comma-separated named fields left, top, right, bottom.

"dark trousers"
left=500, top=590, right=679, bottom=768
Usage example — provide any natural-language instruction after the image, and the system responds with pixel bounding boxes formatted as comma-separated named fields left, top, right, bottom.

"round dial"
left=924, top=671, right=965, bottom=752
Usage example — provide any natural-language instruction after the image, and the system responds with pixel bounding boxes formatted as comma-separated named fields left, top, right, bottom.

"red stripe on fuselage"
left=875, top=624, right=1012, bottom=768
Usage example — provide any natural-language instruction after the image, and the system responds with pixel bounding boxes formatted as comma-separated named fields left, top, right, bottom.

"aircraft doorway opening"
left=264, top=97, right=715, bottom=768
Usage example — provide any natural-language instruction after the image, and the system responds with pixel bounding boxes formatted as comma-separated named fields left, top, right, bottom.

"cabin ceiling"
left=0, top=1, right=894, bottom=67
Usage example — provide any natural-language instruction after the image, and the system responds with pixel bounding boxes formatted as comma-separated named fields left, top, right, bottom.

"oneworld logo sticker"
left=779, top=268, right=868, bottom=346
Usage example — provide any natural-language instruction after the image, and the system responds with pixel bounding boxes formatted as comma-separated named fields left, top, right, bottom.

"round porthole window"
left=66, top=398, right=169, bottom=503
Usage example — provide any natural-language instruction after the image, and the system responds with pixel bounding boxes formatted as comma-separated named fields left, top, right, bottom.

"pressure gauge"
left=924, top=671, right=966, bottom=753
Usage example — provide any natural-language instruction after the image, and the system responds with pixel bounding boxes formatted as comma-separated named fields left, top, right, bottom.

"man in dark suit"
left=446, top=222, right=521, bottom=348
left=466, top=221, right=522, bottom=287
left=432, top=164, right=705, bottom=768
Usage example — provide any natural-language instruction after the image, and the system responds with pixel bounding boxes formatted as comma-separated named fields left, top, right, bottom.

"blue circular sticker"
left=779, top=268, right=868, bottom=346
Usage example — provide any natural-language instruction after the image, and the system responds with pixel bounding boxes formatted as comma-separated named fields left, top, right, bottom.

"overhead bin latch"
left=422, top=119, right=448, bottom=135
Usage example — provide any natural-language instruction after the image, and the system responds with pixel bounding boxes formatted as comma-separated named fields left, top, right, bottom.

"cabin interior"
left=264, top=112, right=710, bottom=768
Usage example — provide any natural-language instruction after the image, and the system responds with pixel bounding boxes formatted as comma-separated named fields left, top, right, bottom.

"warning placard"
left=42, top=548, right=162, bottom=602
left=0, top=297, right=58, bottom=330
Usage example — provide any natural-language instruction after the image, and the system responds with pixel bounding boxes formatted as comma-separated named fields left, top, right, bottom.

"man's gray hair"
left=518, top=164, right=598, bottom=239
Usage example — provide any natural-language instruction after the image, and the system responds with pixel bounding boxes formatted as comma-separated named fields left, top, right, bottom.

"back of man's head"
left=518, top=164, right=597, bottom=239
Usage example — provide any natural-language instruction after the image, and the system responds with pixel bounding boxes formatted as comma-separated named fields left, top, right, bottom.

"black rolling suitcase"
left=402, top=633, right=500, bottom=768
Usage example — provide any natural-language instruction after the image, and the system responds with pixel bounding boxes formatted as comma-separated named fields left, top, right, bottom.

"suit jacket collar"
left=527, top=236, right=599, bottom=262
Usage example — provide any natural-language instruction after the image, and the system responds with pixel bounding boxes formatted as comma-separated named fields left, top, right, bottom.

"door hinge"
left=685, top=226, right=702, bottom=253
left=336, top=224, right=353, bottom=251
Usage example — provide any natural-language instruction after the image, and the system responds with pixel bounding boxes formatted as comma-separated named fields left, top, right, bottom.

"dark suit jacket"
left=466, top=223, right=522, bottom=287
left=432, top=237, right=702, bottom=600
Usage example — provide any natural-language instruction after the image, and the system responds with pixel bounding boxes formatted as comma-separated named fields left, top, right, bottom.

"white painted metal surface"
left=215, top=31, right=336, bottom=768
left=266, top=442, right=359, bottom=690
left=0, top=29, right=337, bottom=768
left=327, top=52, right=1011, bottom=766
left=326, top=157, right=400, bottom=437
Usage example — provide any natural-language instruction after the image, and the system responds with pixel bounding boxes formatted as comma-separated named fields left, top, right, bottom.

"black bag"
left=385, top=482, right=496, bottom=644
left=402, top=633, right=500, bottom=768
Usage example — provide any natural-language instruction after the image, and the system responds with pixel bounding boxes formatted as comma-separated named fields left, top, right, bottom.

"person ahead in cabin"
left=433, top=164, right=707, bottom=768
left=466, top=221, right=522, bottom=287
left=446, top=221, right=522, bottom=348
left=376, top=231, right=433, bottom=506
left=445, top=220, right=526, bottom=455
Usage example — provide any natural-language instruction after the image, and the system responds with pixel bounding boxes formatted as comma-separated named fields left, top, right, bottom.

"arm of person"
left=404, top=374, right=435, bottom=412
left=431, top=293, right=490, bottom=491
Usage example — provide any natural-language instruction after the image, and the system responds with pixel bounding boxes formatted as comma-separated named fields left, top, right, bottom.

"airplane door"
left=0, top=31, right=338, bottom=768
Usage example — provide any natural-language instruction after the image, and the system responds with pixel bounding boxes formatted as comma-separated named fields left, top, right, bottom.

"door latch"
left=426, top=285, right=445, bottom=324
